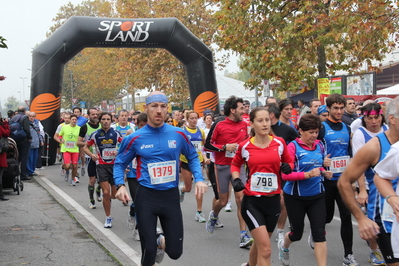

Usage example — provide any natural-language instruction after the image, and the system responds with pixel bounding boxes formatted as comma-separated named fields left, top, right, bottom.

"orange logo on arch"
left=30, top=93, right=61, bottom=121
left=120, top=21, right=134, bottom=31
left=193, top=91, right=219, bottom=115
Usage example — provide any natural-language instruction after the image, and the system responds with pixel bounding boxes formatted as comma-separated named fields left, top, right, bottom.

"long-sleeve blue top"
left=113, top=123, right=204, bottom=190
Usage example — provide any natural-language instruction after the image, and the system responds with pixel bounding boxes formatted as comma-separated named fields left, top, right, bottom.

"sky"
left=0, top=0, right=239, bottom=110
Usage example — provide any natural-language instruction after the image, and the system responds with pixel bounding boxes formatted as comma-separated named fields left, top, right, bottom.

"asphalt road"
left=29, top=163, right=373, bottom=266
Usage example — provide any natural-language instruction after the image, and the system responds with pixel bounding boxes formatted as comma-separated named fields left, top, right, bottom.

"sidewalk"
left=0, top=177, right=120, bottom=266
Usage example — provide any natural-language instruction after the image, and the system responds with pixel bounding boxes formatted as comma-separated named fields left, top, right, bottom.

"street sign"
left=71, top=98, right=78, bottom=104
left=25, top=100, right=31, bottom=107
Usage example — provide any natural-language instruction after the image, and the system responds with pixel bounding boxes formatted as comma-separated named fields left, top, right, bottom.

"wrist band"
left=386, top=194, right=398, bottom=203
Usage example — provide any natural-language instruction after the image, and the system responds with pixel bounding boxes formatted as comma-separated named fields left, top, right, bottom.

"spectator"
left=10, top=106, right=31, bottom=180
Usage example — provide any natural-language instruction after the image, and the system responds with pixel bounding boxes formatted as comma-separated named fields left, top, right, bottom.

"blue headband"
left=317, top=105, right=327, bottom=115
left=146, top=94, right=168, bottom=105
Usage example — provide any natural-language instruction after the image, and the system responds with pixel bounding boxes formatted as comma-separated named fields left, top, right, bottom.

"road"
left=34, top=163, right=371, bottom=266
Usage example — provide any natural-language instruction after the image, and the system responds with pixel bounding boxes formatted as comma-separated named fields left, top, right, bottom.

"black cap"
left=7, top=110, right=14, bottom=117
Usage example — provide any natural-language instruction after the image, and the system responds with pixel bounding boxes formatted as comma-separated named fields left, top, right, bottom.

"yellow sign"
left=317, top=78, right=330, bottom=98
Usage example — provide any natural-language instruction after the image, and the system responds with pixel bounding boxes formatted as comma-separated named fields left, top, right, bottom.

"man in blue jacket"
left=113, top=91, right=207, bottom=266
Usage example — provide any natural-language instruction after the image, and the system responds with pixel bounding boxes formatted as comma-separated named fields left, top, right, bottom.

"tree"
left=3, top=96, right=20, bottom=112
left=50, top=0, right=217, bottom=107
left=0, top=36, right=7, bottom=49
left=213, top=0, right=399, bottom=92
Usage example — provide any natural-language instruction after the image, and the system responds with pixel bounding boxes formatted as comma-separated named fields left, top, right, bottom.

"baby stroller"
left=2, top=138, right=23, bottom=194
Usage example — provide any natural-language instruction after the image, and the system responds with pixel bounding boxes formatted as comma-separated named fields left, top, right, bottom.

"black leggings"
left=284, top=193, right=326, bottom=242
left=208, top=161, right=219, bottom=200
left=323, top=179, right=353, bottom=255
left=135, top=185, right=183, bottom=266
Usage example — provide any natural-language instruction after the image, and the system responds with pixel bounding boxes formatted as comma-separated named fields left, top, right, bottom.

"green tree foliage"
left=3, top=96, right=20, bottom=112
left=49, top=0, right=216, bottom=108
left=0, top=36, right=7, bottom=49
left=212, top=0, right=399, bottom=92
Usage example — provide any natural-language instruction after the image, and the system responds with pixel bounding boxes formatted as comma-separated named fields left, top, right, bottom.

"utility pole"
left=20, top=77, right=27, bottom=103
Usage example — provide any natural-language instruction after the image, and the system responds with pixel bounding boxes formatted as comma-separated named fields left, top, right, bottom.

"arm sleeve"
left=282, top=142, right=306, bottom=181
left=22, top=116, right=31, bottom=140
left=79, top=124, right=88, bottom=138
left=113, top=135, right=137, bottom=185
left=204, top=120, right=223, bottom=152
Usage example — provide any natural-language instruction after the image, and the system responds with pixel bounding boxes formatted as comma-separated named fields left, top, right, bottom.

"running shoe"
left=74, top=176, right=79, bottom=183
left=57, top=154, right=62, bottom=162
left=89, top=201, right=96, bottom=209
left=215, top=217, right=224, bottom=228
left=195, top=212, right=206, bottom=223
left=239, top=233, right=254, bottom=248
left=278, top=238, right=290, bottom=266
left=81, top=167, right=85, bottom=177
left=96, top=187, right=102, bottom=202
left=224, top=200, right=232, bottom=212
left=368, top=250, right=385, bottom=266
left=127, top=213, right=136, bottom=230
left=343, top=254, right=360, bottom=266
left=308, top=232, right=314, bottom=250
left=70, top=179, right=76, bottom=186
left=276, top=230, right=284, bottom=243
left=206, top=211, right=218, bottom=234
left=132, top=228, right=140, bottom=241
left=155, top=234, right=165, bottom=264
left=104, top=216, right=113, bottom=228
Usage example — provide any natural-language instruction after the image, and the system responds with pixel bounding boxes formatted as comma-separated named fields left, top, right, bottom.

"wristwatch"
left=116, top=184, right=125, bottom=190
left=222, top=144, right=226, bottom=151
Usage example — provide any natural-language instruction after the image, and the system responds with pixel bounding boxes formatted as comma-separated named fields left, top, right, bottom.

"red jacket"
left=0, top=121, right=10, bottom=168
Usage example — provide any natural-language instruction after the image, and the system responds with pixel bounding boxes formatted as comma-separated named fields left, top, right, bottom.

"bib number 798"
left=257, top=177, right=273, bottom=187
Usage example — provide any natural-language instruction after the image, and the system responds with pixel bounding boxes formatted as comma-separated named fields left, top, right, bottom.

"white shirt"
left=374, top=141, right=399, bottom=259
left=350, top=117, right=362, bottom=135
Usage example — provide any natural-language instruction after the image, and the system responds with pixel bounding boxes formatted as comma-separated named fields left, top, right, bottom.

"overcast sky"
left=0, top=0, right=239, bottom=110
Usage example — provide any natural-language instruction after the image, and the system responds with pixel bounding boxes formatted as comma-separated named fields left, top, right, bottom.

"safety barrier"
left=41, top=132, right=50, bottom=166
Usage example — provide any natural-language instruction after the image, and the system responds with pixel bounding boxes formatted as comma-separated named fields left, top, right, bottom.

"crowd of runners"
left=52, top=92, right=399, bottom=266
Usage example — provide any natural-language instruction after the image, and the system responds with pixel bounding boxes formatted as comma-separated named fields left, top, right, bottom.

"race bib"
left=102, top=148, right=116, bottom=160
left=191, top=141, right=202, bottom=152
left=148, top=160, right=176, bottom=185
left=382, top=201, right=395, bottom=222
left=225, top=150, right=236, bottom=158
left=65, top=141, right=76, bottom=149
left=250, top=172, right=278, bottom=193
left=330, top=156, right=350, bottom=174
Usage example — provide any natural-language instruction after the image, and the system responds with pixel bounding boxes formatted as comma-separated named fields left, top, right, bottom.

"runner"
left=126, top=112, right=147, bottom=241
left=279, top=114, right=332, bottom=266
left=114, top=91, right=207, bottom=266
left=54, top=112, right=71, bottom=170
left=318, top=93, right=359, bottom=266
left=231, top=107, right=292, bottom=266
left=77, top=108, right=102, bottom=209
left=54, top=114, right=80, bottom=186
left=83, top=112, right=123, bottom=228
left=73, top=106, right=87, bottom=177
left=339, top=97, right=399, bottom=266
left=179, top=110, right=211, bottom=223
left=204, top=95, right=253, bottom=248
left=112, top=109, right=134, bottom=137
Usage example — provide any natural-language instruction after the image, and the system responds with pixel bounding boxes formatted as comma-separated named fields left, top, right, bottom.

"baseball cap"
left=203, top=109, right=213, bottom=116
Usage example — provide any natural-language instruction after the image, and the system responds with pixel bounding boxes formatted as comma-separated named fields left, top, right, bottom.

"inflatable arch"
left=30, top=16, right=219, bottom=165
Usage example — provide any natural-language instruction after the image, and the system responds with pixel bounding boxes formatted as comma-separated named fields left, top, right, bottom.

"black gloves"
left=280, top=163, right=292, bottom=175
left=232, top=178, right=245, bottom=192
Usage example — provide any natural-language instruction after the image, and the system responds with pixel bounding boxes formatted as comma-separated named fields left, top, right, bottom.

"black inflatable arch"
left=30, top=16, right=219, bottom=165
